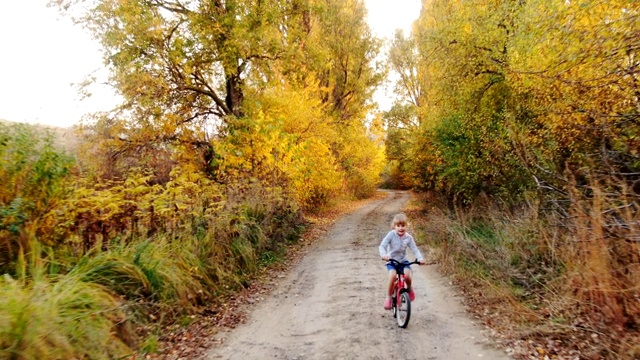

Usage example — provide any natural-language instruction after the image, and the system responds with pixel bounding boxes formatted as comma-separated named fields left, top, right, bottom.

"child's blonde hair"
left=391, top=213, right=408, bottom=227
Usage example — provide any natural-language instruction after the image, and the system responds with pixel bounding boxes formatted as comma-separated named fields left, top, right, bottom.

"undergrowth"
left=0, top=183, right=306, bottom=359
left=407, top=191, right=640, bottom=359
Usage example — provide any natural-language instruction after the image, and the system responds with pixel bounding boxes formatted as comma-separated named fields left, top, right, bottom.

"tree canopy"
left=53, top=0, right=386, bottom=207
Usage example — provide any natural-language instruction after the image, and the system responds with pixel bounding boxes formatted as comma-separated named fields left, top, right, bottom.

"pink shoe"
left=408, top=289, right=416, bottom=301
left=384, top=297, right=392, bottom=310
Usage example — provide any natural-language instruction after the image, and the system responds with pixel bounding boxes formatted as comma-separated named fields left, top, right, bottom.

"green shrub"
left=431, top=113, right=531, bottom=203
left=0, top=123, right=74, bottom=273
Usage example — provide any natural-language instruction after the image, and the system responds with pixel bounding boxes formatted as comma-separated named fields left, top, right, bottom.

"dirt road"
left=207, top=190, right=510, bottom=360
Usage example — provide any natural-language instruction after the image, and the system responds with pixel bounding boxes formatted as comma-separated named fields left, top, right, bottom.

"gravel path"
left=207, top=190, right=511, bottom=360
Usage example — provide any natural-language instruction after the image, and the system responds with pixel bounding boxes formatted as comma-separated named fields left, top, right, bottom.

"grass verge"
left=406, top=191, right=640, bottom=359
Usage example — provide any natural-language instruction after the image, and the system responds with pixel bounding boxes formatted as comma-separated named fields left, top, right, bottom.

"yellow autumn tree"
left=401, top=0, right=639, bottom=348
left=506, top=0, right=640, bottom=333
left=391, top=0, right=531, bottom=199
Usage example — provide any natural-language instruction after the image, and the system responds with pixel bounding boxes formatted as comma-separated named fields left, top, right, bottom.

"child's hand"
left=419, top=259, right=426, bottom=265
left=381, top=256, right=390, bottom=261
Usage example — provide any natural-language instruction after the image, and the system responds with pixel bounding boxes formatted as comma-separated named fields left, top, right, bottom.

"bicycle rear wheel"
left=396, top=291, right=411, bottom=328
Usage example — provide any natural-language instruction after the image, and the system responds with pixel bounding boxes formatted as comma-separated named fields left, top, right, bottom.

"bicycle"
left=386, top=258, right=421, bottom=328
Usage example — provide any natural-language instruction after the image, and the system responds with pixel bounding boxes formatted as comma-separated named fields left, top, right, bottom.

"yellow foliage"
left=42, top=166, right=225, bottom=250
left=508, top=0, right=638, bottom=155
left=218, top=84, right=345, bottom=209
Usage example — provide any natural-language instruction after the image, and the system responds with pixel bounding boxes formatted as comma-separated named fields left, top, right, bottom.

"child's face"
left=394, top=222, right=406, bottom=236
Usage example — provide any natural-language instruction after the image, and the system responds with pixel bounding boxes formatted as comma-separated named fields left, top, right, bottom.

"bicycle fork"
left=394, top=275, right=406, bottom=306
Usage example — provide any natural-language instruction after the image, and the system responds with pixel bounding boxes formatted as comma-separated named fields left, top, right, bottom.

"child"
left=379, top=213, right=425, bottom=310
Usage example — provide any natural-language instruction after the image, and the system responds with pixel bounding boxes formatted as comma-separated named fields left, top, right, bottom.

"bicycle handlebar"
left=386, top=258, right=422, bottom=265
left=385, top=258, right=421, bottom=275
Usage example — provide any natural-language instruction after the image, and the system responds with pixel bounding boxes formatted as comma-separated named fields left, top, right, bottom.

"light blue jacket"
left=379, top=230, right=423, bottom=262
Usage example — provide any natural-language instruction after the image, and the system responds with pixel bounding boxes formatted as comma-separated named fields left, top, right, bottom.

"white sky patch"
left=365, top=0, right=422, bottom=40
left=364, top=0, right=423, bottom=112
left=0, top=0, right=118, bottom=128
left=0, top=0, right=421, bottom=128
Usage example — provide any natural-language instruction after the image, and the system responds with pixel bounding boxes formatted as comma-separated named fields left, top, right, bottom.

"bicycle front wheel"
left=396, top=291, right=411, bottom=328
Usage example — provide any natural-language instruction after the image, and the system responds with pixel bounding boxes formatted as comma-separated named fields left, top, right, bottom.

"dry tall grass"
left=409, top=189, right=640, bottom=359
left=0, top=270, right=130, bottom=359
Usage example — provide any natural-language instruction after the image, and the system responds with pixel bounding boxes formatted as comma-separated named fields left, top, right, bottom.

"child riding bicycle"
left=379, top=213, right=426, bottom=310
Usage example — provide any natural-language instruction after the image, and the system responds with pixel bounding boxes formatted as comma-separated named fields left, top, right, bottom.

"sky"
left=0, top=0, right=422, bottom=128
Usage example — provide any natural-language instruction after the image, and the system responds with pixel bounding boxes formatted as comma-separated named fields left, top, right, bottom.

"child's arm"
left=379, top=231, right=392, bottom=260
left=407, top=235, right=425, bottom=264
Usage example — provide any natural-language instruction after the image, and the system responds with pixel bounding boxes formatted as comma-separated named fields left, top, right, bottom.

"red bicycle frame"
left=386, top=259, right=420, bottom=328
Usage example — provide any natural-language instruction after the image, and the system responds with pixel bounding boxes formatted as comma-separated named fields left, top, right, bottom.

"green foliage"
left=140, top=333, right=159, bottom=355
left=0, top=198, right=28, bottom=236
left=384, top=1, right=534, bottom=201
left=432, top=112, right=532, bottom=202
left=74, top=250, right=153, bottom=299
left=258, top=250, right=280, bottom=267
left=0, top=123, right=74, bottom=212
left=0, top=123, right=75, bottom=273
left=381, top=91, right=419, bottom=190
